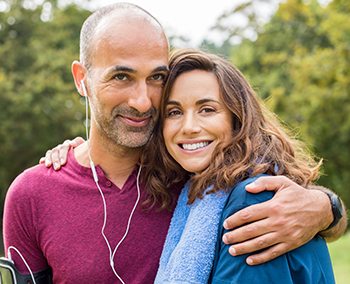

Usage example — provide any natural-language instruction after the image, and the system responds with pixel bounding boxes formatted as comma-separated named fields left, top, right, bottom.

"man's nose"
left=128, top=81, right=152, bottom=113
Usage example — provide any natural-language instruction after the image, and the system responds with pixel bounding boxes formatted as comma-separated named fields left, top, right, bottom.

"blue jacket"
left=209, top=175, right=335, bottom=284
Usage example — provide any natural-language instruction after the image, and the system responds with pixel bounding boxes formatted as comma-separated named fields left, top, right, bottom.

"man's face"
left=86, top=15, right=169, bottom=148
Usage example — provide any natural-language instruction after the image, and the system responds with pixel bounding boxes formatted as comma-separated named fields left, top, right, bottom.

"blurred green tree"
left=0, top=2, right=90, bottom=208
left=217, top=0, right=350, bottom=211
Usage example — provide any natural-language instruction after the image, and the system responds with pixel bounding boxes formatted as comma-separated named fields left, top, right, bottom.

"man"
left=3, top=3, right=347, bottom=284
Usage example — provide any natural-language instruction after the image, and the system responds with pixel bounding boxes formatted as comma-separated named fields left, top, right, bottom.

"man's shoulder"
left=7, top=154, right=78, bottom=198
left=7, top=164, right=55, bottom=197
left=12, top=149, right=79, bottom=187
left=19, top=161, right=65, bottom=180
left=22, top=162, right=52, bottom=177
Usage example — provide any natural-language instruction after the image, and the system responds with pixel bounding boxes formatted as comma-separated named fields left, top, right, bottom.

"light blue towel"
left=154, top=181, right=229, bottom=284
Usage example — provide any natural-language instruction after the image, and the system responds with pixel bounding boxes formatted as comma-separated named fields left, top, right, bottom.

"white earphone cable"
left=83, top=80, right=141, bottom=283
left=8, top=246, right=37, bottom=284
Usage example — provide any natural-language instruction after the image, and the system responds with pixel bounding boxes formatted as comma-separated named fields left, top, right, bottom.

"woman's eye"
left=115, top=74, right=128, bottom=81
left=200, top=107, right=215, bottom=113
left=167, top=109, right=182, bottom=116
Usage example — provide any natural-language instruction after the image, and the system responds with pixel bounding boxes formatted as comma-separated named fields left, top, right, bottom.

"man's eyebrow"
left=108, top=65, right=168, bottom=75
left=152, top=66, right=169, bottom=73
left=110, top=66, right=136, bottom=74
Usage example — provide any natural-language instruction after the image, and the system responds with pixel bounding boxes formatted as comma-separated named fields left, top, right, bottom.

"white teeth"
left=182, top=142, right=209, bottom=150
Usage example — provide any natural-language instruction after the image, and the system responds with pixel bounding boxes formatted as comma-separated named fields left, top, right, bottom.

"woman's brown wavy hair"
left=141, top=48, right=321, bottom=208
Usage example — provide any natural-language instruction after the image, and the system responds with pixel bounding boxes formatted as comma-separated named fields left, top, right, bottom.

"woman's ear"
left=72, top=61, right=87, bottom=97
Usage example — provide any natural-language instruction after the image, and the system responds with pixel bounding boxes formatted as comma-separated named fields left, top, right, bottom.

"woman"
left=144, top=48, right=334, bottom=283
left=43, top=49, right=335, bottom=283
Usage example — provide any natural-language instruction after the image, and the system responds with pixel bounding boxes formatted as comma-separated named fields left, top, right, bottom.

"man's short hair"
left=80, top=2, right=164, bottom=70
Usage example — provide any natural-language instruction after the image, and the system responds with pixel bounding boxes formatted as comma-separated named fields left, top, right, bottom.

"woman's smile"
left=180, top=141, right=211, bottom=150
left=163, top=69, right=233, bottom=173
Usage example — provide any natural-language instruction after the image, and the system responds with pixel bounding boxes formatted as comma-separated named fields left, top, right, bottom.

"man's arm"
left=222, top=176, right=347, bottom=266
left=42, top=143, right=348, bottom=266
left=4, top=172, right=49, bottom=273
left=309, top=184, right=347, bottom=242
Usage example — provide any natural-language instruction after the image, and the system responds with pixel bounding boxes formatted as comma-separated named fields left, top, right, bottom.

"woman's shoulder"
left=223, top=174, right=274, bottom=213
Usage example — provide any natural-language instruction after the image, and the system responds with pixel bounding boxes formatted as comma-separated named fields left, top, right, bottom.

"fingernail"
left=61, top=158, right=65, bottom=164
left=71, top=140, right=77, bottom=146
left=247, top=258, right=253, bottom=265
left=54, top=162, right=59, bottom=169
left=222, top=234, right=227, bottom=244
left=229, top=246, right=236, bottom=255
left=45, top=160, right=51, bottom=167
left=246, top=182, right=256, bottom=189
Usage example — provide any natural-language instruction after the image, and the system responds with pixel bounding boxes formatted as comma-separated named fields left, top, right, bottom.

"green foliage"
left=328, top=233, right=350, bottom=283
left=0, top=3, right=91, bottom=203
left=224, top=0, right=350, bottom=212
left=199, top=39, right=233, bottom=59
left=1, top=2, right=348, bottom=259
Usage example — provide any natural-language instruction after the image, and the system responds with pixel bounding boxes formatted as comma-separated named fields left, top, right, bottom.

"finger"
left=245, top=176, right=292, bottom=194
left=243, top=242, right=297, bottom=266
left=223, top=201, right=272, bottom=230
left=57, top=142, right=71, bottom=166
left=44, top=150, right=53, bottom=167
left=39, top=157, right=45, bottom=164
left=62, top=139, right=72, bottom=146
left=227, top=231, right=278, bottom=257
left=70, top=136, right=85, bottom=147
left=51, top=145, right=62, bottom=170
left=223, top=216, right=273, bottom=244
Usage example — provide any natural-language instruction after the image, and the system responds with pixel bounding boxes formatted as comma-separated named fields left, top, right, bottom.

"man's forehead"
left=95, top=11, right=126, bottom=33
left=95, top=10, right=163, bottom=41
left=89, top=12, right=169, bottom=70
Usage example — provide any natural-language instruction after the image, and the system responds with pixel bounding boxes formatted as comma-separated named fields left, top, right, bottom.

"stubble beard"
left=93, top=104, right=158, bottom=149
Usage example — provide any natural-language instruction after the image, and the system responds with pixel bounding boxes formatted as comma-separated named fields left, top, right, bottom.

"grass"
left=328, top=233, right=350, bottom=284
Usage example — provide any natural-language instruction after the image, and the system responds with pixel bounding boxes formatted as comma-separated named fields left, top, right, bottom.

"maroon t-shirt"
left=4, top=149, right=181, bottom=283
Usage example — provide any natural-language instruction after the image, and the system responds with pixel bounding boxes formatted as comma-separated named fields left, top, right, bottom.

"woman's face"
left=163, top=69, right=233, bottom=173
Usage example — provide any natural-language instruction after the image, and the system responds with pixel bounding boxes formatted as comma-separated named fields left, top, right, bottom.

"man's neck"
left=74, top=137, right=142, bottom=189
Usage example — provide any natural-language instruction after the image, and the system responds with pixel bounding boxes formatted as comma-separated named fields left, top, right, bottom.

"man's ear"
left=72, top=61, right=87, bottom=97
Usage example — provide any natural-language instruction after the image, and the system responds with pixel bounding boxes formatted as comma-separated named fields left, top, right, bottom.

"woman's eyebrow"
left=166, top=98, right=219, bottom=106
left=195, top=98, right=218, bottom=105
left=166, top=100, right=181, bottom=106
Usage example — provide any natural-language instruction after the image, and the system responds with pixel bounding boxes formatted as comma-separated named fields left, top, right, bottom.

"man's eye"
left=115, top=74, right=128, bottom=81
left=152, top=74, right=164, bottom=81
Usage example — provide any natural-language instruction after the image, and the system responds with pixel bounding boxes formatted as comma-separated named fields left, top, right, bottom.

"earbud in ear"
left=81, top=80, right=88, bottom=97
